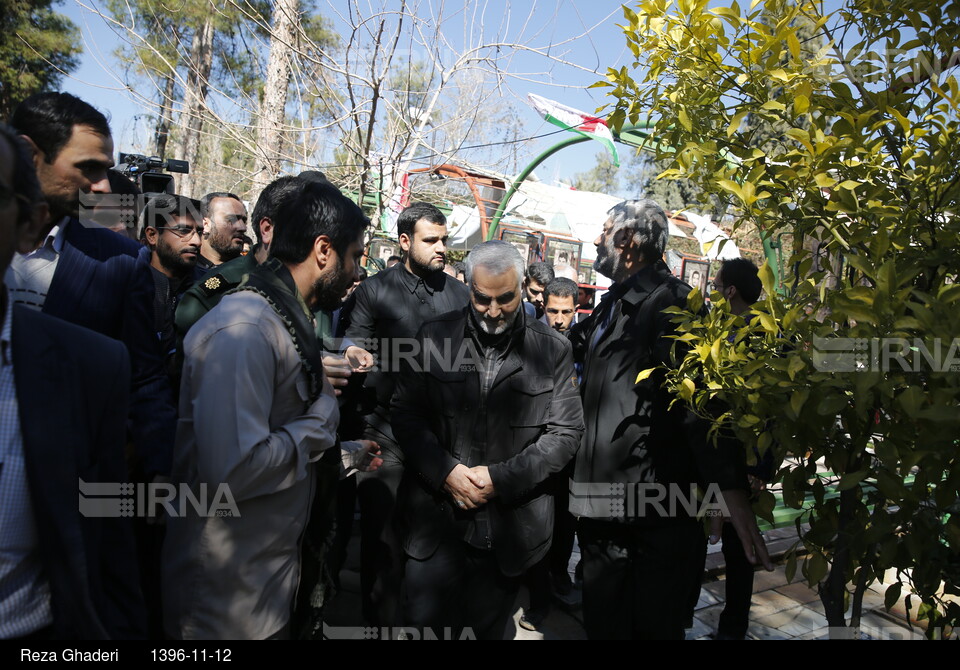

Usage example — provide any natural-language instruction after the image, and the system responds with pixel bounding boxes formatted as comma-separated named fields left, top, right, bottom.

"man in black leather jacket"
left=391, top=240, right=584, bottom=640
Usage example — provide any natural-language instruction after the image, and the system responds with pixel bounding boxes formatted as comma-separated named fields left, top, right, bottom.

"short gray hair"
left=464, top=240, right=525, bottom=290
left=607, top=199, right=669, bottom=263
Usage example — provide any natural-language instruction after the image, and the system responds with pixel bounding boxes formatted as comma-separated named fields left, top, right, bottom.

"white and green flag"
left=528, top=93, right=620, bottom=167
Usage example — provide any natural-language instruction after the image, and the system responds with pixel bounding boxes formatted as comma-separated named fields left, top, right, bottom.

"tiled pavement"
left=324, top=523, right=941, bottom=640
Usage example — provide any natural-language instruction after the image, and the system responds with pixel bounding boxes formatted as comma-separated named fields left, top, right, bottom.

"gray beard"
left=473, top=304, right=519, bottom=335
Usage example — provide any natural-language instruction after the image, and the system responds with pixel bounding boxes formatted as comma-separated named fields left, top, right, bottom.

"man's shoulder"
left=13, top=305, right=127, bottom=365
left=194, top=290, right=276, bottom=331
left=419, top=306, right=468, bottom=334
left=176, top=256, right=255, bottom=329
left=523, top=317, right=572, bottom=351
left=192, top=256, right=255, bottom=298
left=183, top=291, right=289, bottom=366
left=441, top=273, right=470, bottom=298
left=67, top=218, right=141, bottom=261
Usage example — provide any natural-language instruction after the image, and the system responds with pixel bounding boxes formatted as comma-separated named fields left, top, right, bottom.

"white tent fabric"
left=686, top=212, right=741, bottom=260
left=446, top=183, right=740, bottom=267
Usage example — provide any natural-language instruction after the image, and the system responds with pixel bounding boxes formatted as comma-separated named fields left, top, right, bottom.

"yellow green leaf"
left=635, top=368, right=656, bottom=383
left=815, top=172, right=837, bottom=188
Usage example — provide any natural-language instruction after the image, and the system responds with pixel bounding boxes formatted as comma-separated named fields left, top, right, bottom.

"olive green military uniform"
left=175, top=252, right=333, bottom=342
left=174, top=253, right=259, bottom=339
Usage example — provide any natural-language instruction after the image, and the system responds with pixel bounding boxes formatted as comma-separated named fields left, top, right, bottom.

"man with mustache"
left=391, top=240, right=583, bottom=639
left=197, top=192, right=247, bottom=270
left=335, top=201, right=470, bottom=625
left=163, top=179, right=380, bottom=639
left=569, top=199, right=772, bottom=640
left=138, top=194, right=205, bottom=382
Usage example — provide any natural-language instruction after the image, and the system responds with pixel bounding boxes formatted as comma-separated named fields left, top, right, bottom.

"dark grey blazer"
left=13, top=305, right=146, bottom=639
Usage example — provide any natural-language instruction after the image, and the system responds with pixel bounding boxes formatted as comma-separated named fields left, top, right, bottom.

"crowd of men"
left=0, top=91, right=772, bottom=641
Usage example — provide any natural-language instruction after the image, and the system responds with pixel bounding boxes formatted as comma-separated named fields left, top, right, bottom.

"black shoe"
left=551, top=571, right=574, bottom=597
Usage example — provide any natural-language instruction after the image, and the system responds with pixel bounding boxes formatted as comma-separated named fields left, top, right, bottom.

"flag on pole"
left=528, top=93, right=620, bottom=167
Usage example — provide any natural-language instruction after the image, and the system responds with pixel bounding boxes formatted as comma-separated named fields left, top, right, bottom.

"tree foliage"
left=571, top=150, right=621, bottom=194
left=601, top=0, right=960, bottom=635
left=0, top=0, right=81, bottom=119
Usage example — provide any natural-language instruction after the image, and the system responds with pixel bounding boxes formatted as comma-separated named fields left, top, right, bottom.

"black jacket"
left=338, top=263, right=470, bottom=449
left=568, top=261, right=745, bottom=523
left=391, top=307, right=584, bottom=576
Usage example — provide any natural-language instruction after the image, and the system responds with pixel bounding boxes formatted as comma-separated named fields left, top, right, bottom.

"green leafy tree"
left=0, top=0, right=81, bottom=119
left=571, top=150, right=621, bottom=194
left=601, top=0, right=960, bottom=636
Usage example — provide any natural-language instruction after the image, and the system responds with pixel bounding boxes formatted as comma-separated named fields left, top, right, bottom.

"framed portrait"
left=681, top=258, right=711, bottom=294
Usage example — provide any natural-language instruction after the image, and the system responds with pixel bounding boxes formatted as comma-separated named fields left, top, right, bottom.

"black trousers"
left=404, top=539, right=520, bottom=640
left=356, top=431, right=405, bottom=625
left=578, top=518, right=705, bottom=640
left=526, top=469, right=576, bottom=613
left=717, top=521, right=755, bottom=639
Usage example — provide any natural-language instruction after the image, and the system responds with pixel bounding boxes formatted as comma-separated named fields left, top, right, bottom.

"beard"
left=593, top=240, right=619, bottom=280
left=208, top=227, right=244, bottom=262
left=407, top=245, right=445, bottom=275
left=313, top=255, right=353, bottom=312
left=156, top=236, right=198, bottom=277
left=473, top=304, right=519, bottom=336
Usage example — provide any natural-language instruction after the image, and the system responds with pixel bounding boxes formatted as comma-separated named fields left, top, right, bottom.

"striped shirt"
left=0, top=288, right=53, bottom=638
left=4, top=219, right=68, bottom=312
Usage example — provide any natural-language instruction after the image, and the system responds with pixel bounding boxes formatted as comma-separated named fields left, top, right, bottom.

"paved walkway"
left=324, top=522, right=938, bottom=640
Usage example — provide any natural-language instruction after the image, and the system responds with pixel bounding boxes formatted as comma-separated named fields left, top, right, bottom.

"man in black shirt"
left=336, top=202, right=470, bottom=625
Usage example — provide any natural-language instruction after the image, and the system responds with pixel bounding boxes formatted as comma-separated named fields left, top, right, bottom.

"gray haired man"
left=569, top=199, right=772, bottom=640
left=391, top=240, right=584, bottom=639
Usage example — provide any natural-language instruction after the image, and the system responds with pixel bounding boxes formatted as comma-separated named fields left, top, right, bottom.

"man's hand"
left=344, top=345, right=374, bottom=372
left=709, top=488, right=774, bottom=571
left=443, top=464, right=487, bottom=510
left=468, top=465, right=495, bottom=504
left=322, top=354, right=352, bottom=396
left=341, top=439, right=383, bottom=476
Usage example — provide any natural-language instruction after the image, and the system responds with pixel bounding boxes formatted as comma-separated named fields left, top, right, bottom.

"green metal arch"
left=486, top=120, right=780, bottom=288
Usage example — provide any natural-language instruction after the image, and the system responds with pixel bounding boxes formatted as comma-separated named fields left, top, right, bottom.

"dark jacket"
left=391, top=307, right=584, bottom=576
left=44, top=219, right=176, bottom=477
left=338, top=263, right=470, bottom=450
left=14, top=306, right=146, bottom=639
left=568, top=261, right=745, bottom=523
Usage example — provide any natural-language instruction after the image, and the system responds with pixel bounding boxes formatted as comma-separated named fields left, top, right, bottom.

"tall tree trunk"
left=154, top=72, right=176, bottom=161
left=179, top=19, right=214, bottom=198
left=251, top=0, right=299, bottom=202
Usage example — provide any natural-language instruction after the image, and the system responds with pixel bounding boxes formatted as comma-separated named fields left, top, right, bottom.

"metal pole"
left=486, top=121, right=658, bottom=241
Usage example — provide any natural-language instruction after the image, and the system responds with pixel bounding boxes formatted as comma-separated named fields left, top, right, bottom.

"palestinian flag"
left=528, top=93, right=619, bottom=167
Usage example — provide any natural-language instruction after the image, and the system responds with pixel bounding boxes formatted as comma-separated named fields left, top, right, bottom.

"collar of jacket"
left=616, top=260, right=673, bottom=307
left=464, top=301, right=527, bottom=351
left=396, top=261, right=446, bottom=296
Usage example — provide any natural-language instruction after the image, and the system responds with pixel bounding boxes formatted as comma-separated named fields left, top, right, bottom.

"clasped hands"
left=443, top=464, right=494, bottom=511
